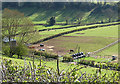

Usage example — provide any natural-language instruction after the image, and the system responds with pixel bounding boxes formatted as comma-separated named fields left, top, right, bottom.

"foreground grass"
left=1, top=55, right=118, bottom=76
left=1, top=56, right=119, bottom=82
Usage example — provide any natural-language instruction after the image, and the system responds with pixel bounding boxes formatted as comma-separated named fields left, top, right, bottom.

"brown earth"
left=31, top=36, right=117, bottom=56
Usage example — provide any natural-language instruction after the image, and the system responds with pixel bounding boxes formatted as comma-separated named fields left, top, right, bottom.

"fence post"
left=33, top=53, right=34, bottom=69
left=32, top=52, right=35, bottom=81
left=0, top=59, right=2, bottom=83
left=24, top=55, right=26, bottom=80
left=40, top=54, right=41, bottom=66
left=57, top=56, right=60, bottom=75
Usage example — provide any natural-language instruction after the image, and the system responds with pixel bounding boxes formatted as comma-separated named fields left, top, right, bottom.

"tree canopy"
left=47, top=16, right=56, bottom=26
left=2, top=8, right=36, bottom=43
left=2, top=8, right=37, bottom=57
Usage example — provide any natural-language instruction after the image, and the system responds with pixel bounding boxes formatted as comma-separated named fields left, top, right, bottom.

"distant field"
left=62, top=25, right=118, bottom=56
left=41, top=24, right=118, bottom=56
left=29, top=23, right=99, bottom=43
left=34, top=21, right=119, bottom=31
left=96, top=43, right=118, bottom=56
left=28, top=27, right=79, bottom=43
left=33, top=21, right=66, bottom=24
left=34, top=24, right=72, bottom=31
left=30, top=22, right=119, bottom=43
left=74, top=57, right=111, bottom=63
left=43, top=36, right=117, bottom=55
left=64, top=25, right=118, bottom=37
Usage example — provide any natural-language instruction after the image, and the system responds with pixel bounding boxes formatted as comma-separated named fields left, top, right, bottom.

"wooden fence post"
left=32, top=52, right=35, bottom=81
left=33, top=53, right=34, bottom=69
left=40, top=54, right=41, bottom=66
left=57, top=56, right=60, bottom=75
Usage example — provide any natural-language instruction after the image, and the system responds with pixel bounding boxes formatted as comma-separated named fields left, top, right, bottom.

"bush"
left=34, top=51, right=58, bottom=59
left=2, top=45, right=11, bottom=56
left=90, top=61, right=95, bottom=66
left=2, top=44, right=15, bottom=57
left=2, top=42, right=28, bottom=59
left=62, top=56, right=73, bottom=62
left=15, top=43, right=28, bottom=59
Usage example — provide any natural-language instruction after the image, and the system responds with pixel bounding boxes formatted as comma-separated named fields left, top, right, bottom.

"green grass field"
left=2, top=3, right=120, bottom=82
left=63, top=25, right=118, bottom=56
left=0, top=55, right=118, bottom=77
left=28, top=27, right=79, bottom=43
left=30, top=22, right=119, bottom=43
left=74, top=57, right=111, bottom=63
left=33, top=21, right=67, bottom=24
left=64, top=25, right=118, bottom=37
left=34, top=25, right=72, bottom=31
left=96, top=43, right=118, bottom=56
left=41, top=24, right=119, bottom=57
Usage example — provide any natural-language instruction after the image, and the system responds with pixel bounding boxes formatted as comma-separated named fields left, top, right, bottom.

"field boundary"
left=91, top=39, right=120, bottom=55
left=36, top=21, right=120, bottom=32
left=31, top=22, right=120, bottom=44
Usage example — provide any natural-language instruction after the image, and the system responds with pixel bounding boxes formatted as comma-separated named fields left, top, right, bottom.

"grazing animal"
left=40, top=44, right=44, bottom=47
left=70, top=49, right=74, bottom=52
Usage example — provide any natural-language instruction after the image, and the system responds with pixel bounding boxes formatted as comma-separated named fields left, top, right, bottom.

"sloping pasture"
left=42, top=25, right=118, bottom=56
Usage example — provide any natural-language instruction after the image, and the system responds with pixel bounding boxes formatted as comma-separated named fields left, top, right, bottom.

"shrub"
left=62, top=56, right=73, bottom=62
left=2, top=44, right=15, bottom=57
left=91, top=61, right=95, bottom=66
left=34, top=51, right=58, bottom=59
left=15, top=43, right=28, bottom=59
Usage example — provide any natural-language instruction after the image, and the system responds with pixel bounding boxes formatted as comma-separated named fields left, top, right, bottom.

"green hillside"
left=2, top=2, right=119, bottom=24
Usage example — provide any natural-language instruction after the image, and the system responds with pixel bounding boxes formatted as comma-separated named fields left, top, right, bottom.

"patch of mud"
left=49, top=49, right=53, bottom=51
left=47, top=46, right=54, bottom=48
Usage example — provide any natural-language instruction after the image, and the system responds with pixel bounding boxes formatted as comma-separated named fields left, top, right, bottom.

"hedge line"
left=62, top=56, right=120, bottom=71
left=78, top=60, right=120, bottom=71
left=34, top=51, right=58, bottom=59
left=35, top=20, right=120, bottom=32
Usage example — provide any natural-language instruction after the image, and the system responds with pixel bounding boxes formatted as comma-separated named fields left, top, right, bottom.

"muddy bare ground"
left=31, top=36, right=117, bottom=56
